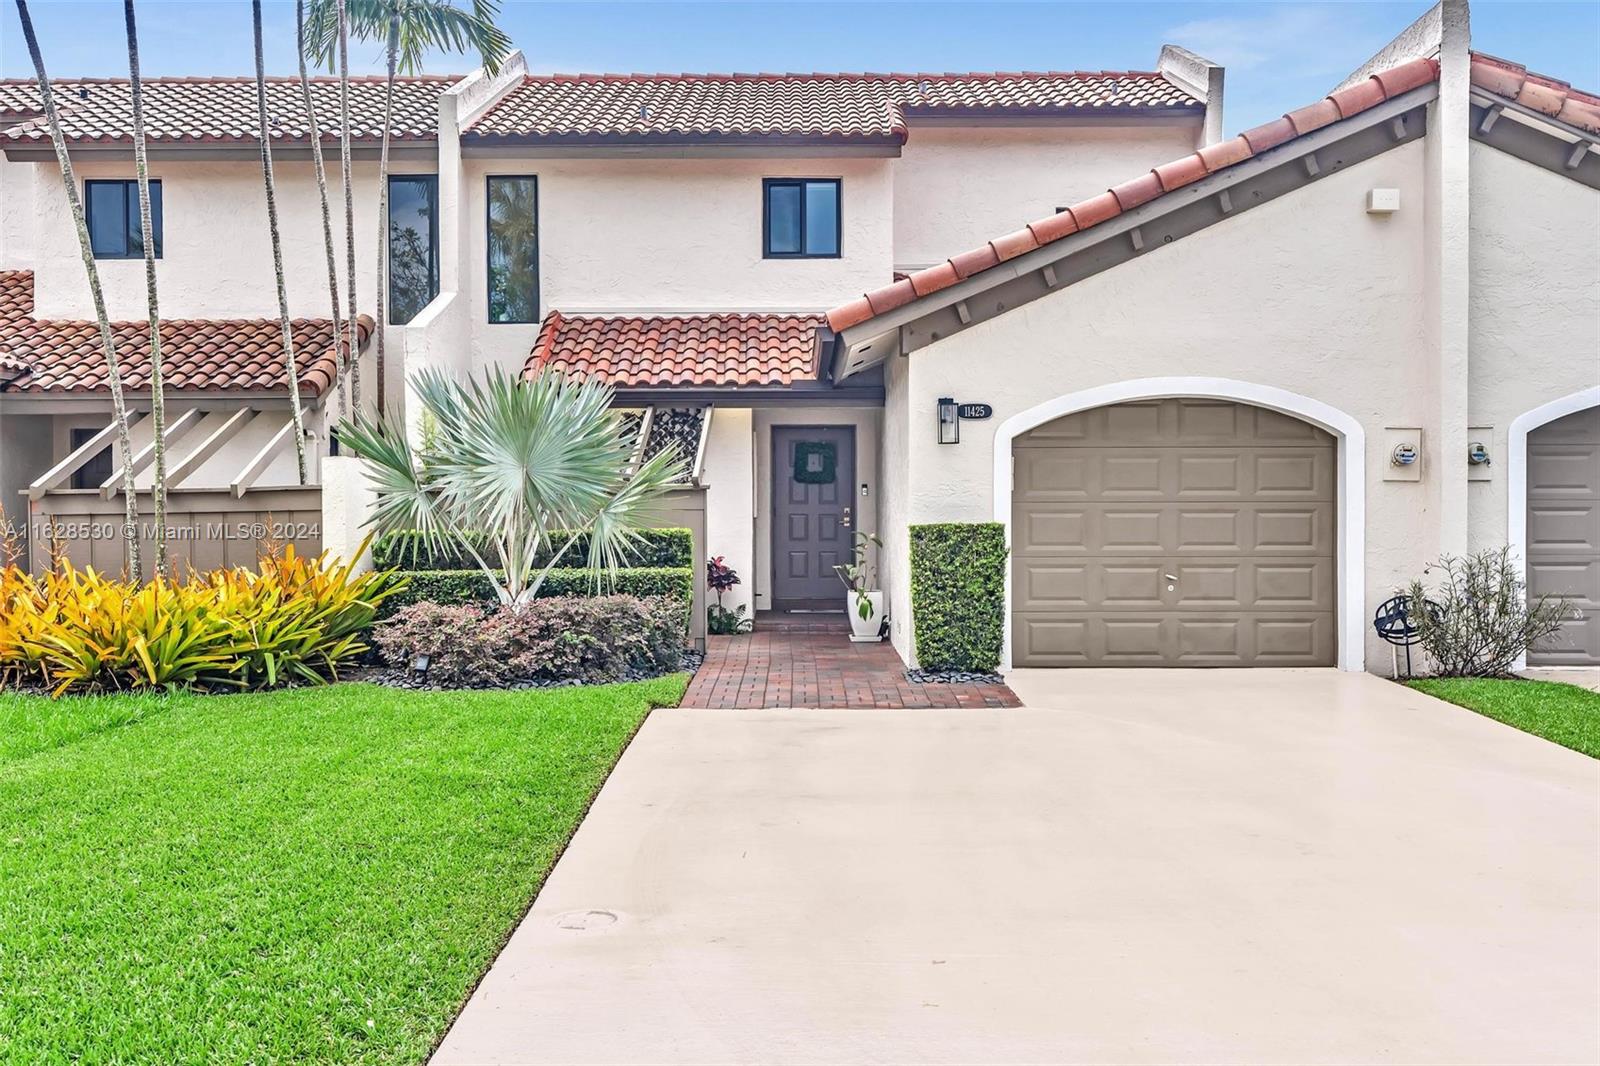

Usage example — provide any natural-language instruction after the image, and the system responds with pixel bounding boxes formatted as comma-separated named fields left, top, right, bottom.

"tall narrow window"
left=85, top=179, right=162, bottom=259
left=388, top=174, right=438, bottom=324
left=763, top=178, right=840, bottom=258
left=486, top=176, right=539, bottom=324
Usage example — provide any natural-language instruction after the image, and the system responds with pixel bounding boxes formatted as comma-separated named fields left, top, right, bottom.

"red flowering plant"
left=706, top=556, right=753, bottom=635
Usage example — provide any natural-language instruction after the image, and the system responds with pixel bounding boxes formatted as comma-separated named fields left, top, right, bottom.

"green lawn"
left=0, top=677, right=688, bottom=1065
left=1408, top=678, right=1600, bottom=759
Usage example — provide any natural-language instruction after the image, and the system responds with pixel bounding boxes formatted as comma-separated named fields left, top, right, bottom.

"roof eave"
left=834, top=82, right=1439, bottom=377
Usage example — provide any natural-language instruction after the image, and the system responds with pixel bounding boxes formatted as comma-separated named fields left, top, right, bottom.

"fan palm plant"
left=15, top=0, right=142, bottom=581
left=294, top=0, right=349, bottom=424
left=337, top=368, right=684, bottom=608
left=252, top=0, right=309, bottom=483
left=123, top=0, right=170, bottom=572
left=304, top=0, right=510, bottom=414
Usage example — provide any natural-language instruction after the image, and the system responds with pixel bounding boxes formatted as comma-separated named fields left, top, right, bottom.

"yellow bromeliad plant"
left=0, top=543, right=401, bottom=697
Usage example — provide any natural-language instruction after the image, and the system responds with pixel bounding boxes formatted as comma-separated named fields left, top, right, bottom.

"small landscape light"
left=411, top=653, right=430, bottom=678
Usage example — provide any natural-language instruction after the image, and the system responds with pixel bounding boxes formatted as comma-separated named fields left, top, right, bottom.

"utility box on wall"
left=1383, top=427, right=1423, bottom=482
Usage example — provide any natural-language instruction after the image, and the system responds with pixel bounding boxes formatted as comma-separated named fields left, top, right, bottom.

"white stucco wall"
left=24, top=155, right=401, bottom=323
left=891, top=123, right=1201, bottom=269
left=1466, top=141, right=1600, bottom=551
left=460, top=155, right=896, bottom=377
left=701, top=406, right=756, bottom=619
left=883, top=143, right=1436, bottom=671
left=0, top=156, right=37, bottom=266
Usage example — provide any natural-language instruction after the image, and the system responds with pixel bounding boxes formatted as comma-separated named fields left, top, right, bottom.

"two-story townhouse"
left=0, top=45, right=1223, bottom=612
left=3, top=0, right=1595, bottom=677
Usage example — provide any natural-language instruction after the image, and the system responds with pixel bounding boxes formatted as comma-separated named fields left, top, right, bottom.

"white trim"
left=991, top=377, right=1367, bottom=672
left=1506, top=385, right=1600, bottom=671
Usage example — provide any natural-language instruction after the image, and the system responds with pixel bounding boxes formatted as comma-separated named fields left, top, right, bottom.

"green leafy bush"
left=383, top=566, right=691, bottom=612
left=909, top=522, right=1008, bottom=672
left=372, top=527, right=693, bottom=571
left=375, top=596, right=685, bottom=686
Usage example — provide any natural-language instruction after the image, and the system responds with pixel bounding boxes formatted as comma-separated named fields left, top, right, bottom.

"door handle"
left=842, top=506, right=853, bottom=529
left=1164, top=574, right=1177, bottom=581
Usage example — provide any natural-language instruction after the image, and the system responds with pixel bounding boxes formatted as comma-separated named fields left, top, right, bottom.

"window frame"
left=67, top=426, right=113, bottom=491
left=484, top=174, right=541, bottom=325
left=386, top=172, right=440, bottom=325
left=761, top=177, right=841, bottom=260
left=84, top=178, right=162, bottom=260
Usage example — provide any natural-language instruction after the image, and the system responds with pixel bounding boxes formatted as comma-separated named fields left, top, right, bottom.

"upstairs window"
left=763, top=178, right=840, bottom=258
left=388, top=174, right=439, bottom=324
left=85, top=179, right=162, bottom=259
left=486, top=176, right=539, bottom=324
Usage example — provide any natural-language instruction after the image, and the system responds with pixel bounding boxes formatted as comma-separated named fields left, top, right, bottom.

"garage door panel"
left=1012, top=398, right=1336, bottom=667
left=1527, top=558, right=1600, bottom=608
left=1015, top=504, right=1333, bottom=556
left=1527, top=408, right=1600, bottom=666
left=1529, top=502, right=1599, bottom=552
left=1529, top=446, right=1600, bottom=495
left=1014, top=613, right=1333, bottom=666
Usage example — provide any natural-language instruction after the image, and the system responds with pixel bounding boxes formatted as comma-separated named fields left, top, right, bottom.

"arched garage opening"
left=1509, top=386, right=1600, bottom=668
left=992, top=379, right=1366, bottom=672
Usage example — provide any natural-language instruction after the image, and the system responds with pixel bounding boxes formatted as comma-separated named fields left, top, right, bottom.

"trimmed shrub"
left=909, top=522, right=1007, bottom=672
left=375, top=595, right=685, bottom=686
left=381, top=566, right=692, bottom=615
left=371, top=527, right=693, bottom=571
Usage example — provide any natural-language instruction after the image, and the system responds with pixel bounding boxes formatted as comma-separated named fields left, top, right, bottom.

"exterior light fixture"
left=1467, top=441, right=1491, bottom=466
left=937, top=397, right=959, bottom=444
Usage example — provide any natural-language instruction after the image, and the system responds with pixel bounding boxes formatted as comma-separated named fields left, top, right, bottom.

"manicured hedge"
left=909, top=522, right=1008, bottom=672
left=371, top=528, right=693, bottom=571
left=380, top=566, right=692, bottom=616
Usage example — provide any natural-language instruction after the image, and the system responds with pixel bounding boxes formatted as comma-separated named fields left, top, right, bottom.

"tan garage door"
left=1012, top=399, right=1337, bottom=667
left=1527, top=407, right=1600, bottom=666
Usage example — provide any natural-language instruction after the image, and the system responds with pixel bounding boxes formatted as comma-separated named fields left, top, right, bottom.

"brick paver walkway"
left=683, top=613, right=1020, bottom=709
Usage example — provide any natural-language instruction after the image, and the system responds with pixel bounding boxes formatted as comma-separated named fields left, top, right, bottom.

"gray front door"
left=772, top=426, right=855, bottom=611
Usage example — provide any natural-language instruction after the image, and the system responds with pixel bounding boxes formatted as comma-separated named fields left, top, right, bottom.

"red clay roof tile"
left=909, top=261, right=961, bottom=297
left=1240, top=115, right=1297, bottom=153
left=0, top=271, right=369, bottom=395
left=866, top=279, right=917, bottom=316
left=1153, top=153, right=1207, bottom=191
left=1468, top=52, right=1600, bottom=135
left=990, top=227, right=1040, bottom=262
left=949, top=244, right=1001, bottom=279
left=466, top=71, right=1203, bottom=143
left=825, top=56, right=1446, bottom=335
left=0, top=76, right=456, bottom=146
left=1286, top=97, right=1342, bottom=135
left=1027, top=210, right=1079, bottom=245
left=524, top=311, right=826, bottom=387
left=1330, top=77, right=1387, bottom=118
left=1110, top=171, right=1163, bottom=211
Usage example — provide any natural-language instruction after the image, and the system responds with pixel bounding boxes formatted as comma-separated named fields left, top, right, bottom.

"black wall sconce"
left=937, top=396, right=959, bottom=444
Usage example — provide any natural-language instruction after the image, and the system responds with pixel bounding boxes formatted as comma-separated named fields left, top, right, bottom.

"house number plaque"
left=957, top=403, right=993, bottom=420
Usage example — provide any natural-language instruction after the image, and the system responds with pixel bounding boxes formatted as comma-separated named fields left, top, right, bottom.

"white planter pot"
left=848, top=590, right=885, bottom=642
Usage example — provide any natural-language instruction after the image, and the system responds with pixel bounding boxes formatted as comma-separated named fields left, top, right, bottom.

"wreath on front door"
left=792, top=441, right=837, bottom=484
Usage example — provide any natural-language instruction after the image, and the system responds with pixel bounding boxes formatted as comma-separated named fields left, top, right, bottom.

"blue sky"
left=3, top=1, right=1597, bottom=134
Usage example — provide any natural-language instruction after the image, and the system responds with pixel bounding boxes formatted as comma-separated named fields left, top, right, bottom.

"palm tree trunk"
left=295, top=0, right=346, bottom=428
left=374, top=12, right=398, bottom=414
left=253, top=0, right=308, bottom=484
left=123, top=0, right=167, bottom=574
left=337, top=0, right=359, bottom=414
left=15, top=0, right=142, bottom=581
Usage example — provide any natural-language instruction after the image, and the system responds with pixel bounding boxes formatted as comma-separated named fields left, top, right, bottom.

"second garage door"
left=1526, top=406, right=1600, bottom=665
left=1012, top=398, right=1337, bottom=667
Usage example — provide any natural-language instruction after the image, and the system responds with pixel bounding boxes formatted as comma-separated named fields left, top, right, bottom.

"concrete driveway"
left=433, top=670, right=1599, bottom=1065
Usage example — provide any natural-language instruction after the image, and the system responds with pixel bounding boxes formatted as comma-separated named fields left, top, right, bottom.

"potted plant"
left=706, top=555, right=753, bottom=635
left=833, top=531, right=885, bottom=643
